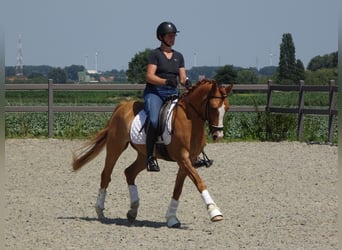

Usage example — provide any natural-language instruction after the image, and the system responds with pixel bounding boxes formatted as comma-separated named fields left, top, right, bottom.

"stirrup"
left=147, top=156, right=160, bottom=172
left=194, top=151, right=214, bottom=168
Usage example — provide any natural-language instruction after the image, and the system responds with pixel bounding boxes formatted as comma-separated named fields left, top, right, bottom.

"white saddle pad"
left=130, top=100, right=177, bottom=145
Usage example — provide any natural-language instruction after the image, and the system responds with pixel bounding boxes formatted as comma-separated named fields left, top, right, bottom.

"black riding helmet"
left=156, top=22, right=179, bottom=46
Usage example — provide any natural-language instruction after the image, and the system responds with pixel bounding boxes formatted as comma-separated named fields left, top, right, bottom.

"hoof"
left=95, top=206, right=105, bottom=219
left=166, top=216, right=181, bottom=228
left=208, top=203, right=223, bottom=222
left=127, top=201, right=139, bottom=223
left=126, top=210, right=137, bottom=223
left=211, top=215, right=223, bottom=222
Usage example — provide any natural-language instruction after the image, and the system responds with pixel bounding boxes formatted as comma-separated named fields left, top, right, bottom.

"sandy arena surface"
left=4, top=139, right=338, bottom=249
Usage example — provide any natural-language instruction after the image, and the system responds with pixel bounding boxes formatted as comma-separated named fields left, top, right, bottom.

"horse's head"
left=183, top=79, right=233, bottom=142
left=206, top=80, right=233, bottom=141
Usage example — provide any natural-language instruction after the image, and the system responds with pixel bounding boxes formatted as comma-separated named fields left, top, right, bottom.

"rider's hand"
left=166, top=78, right=178, bottom=88
left=185, top=79, right=192, bottom=89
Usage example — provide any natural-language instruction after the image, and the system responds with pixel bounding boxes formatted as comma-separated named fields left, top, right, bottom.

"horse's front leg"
left=201, top=190, right=223, bottom=222
left=180, top=157, right=223, bottom=223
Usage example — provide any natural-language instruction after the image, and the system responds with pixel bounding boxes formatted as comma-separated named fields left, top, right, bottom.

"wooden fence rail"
left=266, top=80, right=338, bottom=142
left=4, top=79, right=338, bottom=142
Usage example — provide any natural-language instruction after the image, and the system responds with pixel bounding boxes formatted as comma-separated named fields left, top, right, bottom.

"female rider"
left=144, top=21, right=189, bottom=171
left=144, top=21, right=211, bottom=172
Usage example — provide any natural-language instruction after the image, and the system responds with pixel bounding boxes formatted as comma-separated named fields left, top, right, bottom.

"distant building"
left=78, top=70, right=114, bottom=83
left=78, top=70, right=98, bottom=82
left=86, top=69, right=99, bottom=75
left=99, top=76, right=115, bottom=82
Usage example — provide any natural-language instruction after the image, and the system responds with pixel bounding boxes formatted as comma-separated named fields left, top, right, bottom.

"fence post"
left=297, top=80, right=305, bottom=141
left=265, top=80, right=273, bottom=112
left=48, top=79, right=54, bottom=138
left=328, top=80, right=335, bottom=143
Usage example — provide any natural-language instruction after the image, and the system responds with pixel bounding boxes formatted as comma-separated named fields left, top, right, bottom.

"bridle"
left=184, top=87, right=227, bottom=135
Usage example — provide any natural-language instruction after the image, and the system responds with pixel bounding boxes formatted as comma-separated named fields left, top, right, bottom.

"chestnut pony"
left=72, top=79, right=233, bottom=228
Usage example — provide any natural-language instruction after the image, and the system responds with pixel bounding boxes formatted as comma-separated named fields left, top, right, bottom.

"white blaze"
left=218, top=102, right=226, bottom=127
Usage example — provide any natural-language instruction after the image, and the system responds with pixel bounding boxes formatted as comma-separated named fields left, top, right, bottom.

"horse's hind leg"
left=124, top=152, right=146, bottom=223
left=95, top=139, right=129, bottom=219
left=165, top=168, right=187, bottom=228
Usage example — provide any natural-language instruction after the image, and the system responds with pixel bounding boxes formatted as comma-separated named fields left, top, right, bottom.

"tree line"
left=5, top=33, right=338, bottom=85
left=127, top=33, right=337, bottom=85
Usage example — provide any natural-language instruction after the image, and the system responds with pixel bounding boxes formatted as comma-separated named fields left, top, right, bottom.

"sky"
left=1, top=0, right=341, bottom=71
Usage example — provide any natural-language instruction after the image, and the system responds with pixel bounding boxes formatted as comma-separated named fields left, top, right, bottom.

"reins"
left=181, top=82, right=227, bottom=134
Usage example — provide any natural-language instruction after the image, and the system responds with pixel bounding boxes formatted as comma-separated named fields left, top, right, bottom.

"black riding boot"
left=146, top=124, right=160, bottom=172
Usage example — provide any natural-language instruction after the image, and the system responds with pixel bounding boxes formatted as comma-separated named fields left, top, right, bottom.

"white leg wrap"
left=201, top=189, right=214, bottom=206
left=201, top=189, right=223, bottom=221
left=127, top=185, right=140, bottom=223
left=165, top=198, right=179, bottom=218
left=128, top=185, right=139, bottom=204
left=95, top=188, right=107, bottom=209
left=208, top=203, right=223, bottom=220
left=165, top=198, right=181, bottom=228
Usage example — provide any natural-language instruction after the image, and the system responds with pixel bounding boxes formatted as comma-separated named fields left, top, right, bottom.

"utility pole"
left=15, top=34, right=24, bottom=77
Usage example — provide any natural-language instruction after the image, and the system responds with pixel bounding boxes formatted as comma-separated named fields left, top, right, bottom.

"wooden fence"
left=4, top=79, right=338, bottom=142
left=266, top=80, right=338, bottom=142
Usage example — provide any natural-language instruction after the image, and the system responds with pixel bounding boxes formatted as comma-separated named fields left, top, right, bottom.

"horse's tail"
left=72, top=125, right=109, bottom=171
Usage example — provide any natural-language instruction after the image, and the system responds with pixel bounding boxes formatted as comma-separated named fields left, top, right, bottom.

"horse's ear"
left=225, top=84, right=233, bottom=93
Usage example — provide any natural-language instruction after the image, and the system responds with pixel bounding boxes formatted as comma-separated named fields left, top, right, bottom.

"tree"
left=259, top=66, right=277, bottom=76
left=294, top=59, right=305, bottom=83
left=26, top=72, right=47, bottom=83
left=23, top=65, right=53, bottom=77
left=64, top=65, right=85, bottom=81
left=214, top=65, right=237, bottom=84
left=5, top=66, right=15, bottom=77
left=277, top=33, right=297, bottom=84
left=187, top=66, right=219, bottom=81
left=47, top=67, right=67, bottom=83
left=236, top=68, right=258, bottom=84
left=126, top=48, right=151, bottom=84
left=307, top=52, right=338, bottom=71
left=305, top=68, right=337, bottom=85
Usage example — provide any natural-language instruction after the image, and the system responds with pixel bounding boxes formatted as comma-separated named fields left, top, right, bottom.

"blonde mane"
left=181, top=78, right=217, bottom=98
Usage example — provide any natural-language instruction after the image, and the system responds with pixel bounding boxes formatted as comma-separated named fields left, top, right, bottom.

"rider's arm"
left=178, top=67, right=187, bottom=86
left=146, top=64, right=168, bottom=85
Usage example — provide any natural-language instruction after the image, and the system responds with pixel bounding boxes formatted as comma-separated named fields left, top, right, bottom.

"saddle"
left=130, top=96, right=214, bottom=165
left=156, top=95, right=178, bottom=161
left=130, top=96, right=178, bottom=161
left=156, top=95, right=178, bottom=138
left=147, top=95, right=178, bottom=161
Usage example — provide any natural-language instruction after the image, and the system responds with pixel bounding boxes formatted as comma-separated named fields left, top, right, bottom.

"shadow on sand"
left=57, top=216, right=189, bottom=229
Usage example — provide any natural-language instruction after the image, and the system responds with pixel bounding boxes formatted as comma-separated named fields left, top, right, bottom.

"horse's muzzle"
left=211, top=129, right=224, bottom=142
left=212, top=132, right=223, bottom=141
